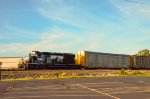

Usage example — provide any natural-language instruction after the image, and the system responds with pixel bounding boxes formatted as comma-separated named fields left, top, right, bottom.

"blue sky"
left=0, top=0, right=150, bottom=56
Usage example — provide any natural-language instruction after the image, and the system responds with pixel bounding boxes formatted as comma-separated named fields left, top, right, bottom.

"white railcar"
left=0, top=57, right=23, bottom=69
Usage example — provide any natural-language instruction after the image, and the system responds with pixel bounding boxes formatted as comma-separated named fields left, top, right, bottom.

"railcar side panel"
left=132, top=56, right=150, bottom=69
left=77, top=51, right=130, bottom=69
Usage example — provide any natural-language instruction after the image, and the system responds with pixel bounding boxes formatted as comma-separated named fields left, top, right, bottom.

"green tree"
left=135, top=49, right=150, bottom=56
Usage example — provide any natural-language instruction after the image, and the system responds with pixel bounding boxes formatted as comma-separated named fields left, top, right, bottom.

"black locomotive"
left=20, top=51, right=80, bottom=69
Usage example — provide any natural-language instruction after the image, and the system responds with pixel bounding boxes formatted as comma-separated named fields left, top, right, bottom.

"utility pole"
left=0, top=62, right=2, bottom=82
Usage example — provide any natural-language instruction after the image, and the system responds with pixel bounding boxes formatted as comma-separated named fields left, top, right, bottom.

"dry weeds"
left=1, top=69, right=150, bottom=81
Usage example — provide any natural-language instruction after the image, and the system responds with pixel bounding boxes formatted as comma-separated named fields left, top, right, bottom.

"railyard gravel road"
left=0, top=77, right=150, bottom=99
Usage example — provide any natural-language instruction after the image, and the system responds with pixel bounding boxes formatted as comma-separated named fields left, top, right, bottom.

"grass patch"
left=119, top=68, right=128, bottom=76
left=58, top=72, right=67, bottom=78
left=132, top=71, right=143, bottom=75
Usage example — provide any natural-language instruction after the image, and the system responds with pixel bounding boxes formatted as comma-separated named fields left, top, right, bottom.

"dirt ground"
left=1, top=69, right=150, bottom=81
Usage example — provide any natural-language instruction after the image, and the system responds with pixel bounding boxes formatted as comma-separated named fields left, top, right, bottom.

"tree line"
left=135, top=49, right=150, bottom=56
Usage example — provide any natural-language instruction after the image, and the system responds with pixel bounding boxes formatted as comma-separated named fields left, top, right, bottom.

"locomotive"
left=19, top=51, right=80, bottom=69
